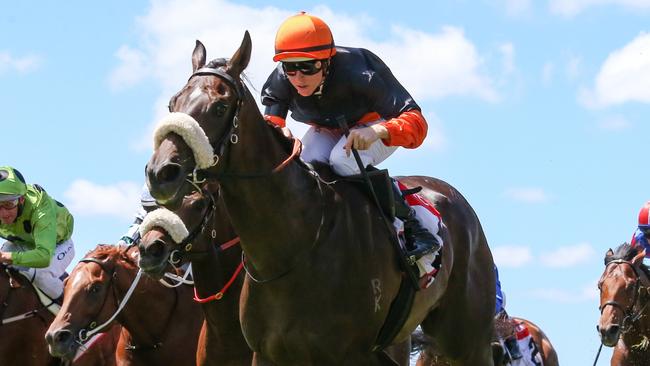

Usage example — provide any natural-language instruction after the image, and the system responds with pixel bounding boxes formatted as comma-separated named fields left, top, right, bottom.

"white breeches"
left=300, top=120, right=398, bottom=176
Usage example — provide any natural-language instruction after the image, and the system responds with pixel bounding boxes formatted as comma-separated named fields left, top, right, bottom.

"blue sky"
left=3, top=0, right=650, bottom=364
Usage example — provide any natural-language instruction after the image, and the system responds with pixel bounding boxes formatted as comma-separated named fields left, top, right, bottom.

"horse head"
left=138, top=184, right=220, bottom=277
left=146, top=33, right=252, bottom=207
left=598, top=243, right=649, bottom=347
left=45, top=245, right=137, bottom=360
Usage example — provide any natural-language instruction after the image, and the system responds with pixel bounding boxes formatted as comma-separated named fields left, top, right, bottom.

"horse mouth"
left=138, top=258, right=168, bottom=279
left=48, top=342, right=78, bottom=361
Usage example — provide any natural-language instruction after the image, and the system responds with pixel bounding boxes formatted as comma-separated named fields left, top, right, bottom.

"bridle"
left=0, top=264, right=47, bottom=326
left=180, top=65, right=302, bottom=186
left=598, top=259, right=650, bottom=333
left=75, top=250, right=177, bottom=351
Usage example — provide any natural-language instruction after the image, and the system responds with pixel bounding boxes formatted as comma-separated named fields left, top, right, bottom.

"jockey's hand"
left=0, top=252, right=12, bottom=265
left=281, top=127, right=294, bottom=140
left=343, top=124, right=389, bottom=157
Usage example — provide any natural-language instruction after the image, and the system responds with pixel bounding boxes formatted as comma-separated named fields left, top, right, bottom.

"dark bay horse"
left=45, top=244, right=204, bottom=365
left=414, top=316, right=559, bottom=366
left=145, top=34, right=495, bottom=365
left=0, top=263, right=118, bottom=366
left=138, top=183, right=410, bottom=365
left=137, top=182, right=253, bottom=366
left=598, top=243, right=650, bottom=365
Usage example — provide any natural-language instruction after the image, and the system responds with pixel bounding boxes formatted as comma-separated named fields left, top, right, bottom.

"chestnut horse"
left=145, top=34, right=495, bottom=365
left=138, top=182, right=253, bottom=366
left=45, top=244, right=204, bottom=365
left=598, top=243, right=650, bottom=365
left=0, top=263, right=119, bottom=366
left=414, top=316, right=559, bottom=366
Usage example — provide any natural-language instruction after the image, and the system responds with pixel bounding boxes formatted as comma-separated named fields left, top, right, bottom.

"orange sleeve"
left=380, top=109, right=427, bottom=148
left=264, top=115, right=286, bottom=128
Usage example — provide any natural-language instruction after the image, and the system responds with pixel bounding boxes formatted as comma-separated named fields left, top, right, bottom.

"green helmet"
left=0, top=166, right=27, bottom=202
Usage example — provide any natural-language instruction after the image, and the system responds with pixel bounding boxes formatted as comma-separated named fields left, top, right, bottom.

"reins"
left=0, top=264, right=48, bottom=326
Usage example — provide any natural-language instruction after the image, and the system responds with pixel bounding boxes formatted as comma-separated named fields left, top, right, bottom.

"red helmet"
left=638, top=201, right=650, bottom=229
left=273, top=12, right=336, bottom=62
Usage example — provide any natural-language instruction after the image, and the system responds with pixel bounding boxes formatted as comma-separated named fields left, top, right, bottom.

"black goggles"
left=642, top=227, right=650, bottom=236
left=281, top=60, right=323, bottom=76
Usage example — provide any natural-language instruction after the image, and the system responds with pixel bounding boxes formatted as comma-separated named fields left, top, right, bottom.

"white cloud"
left=63, top=180, right=141, bottom=219
left=492, top=245, right=533, bottom=268
left=0, top=51, right=41, bottom=75
left=550, top=0, right=650, bottom=17
left=499, top=43, right=516, bottom=75
left=503, top=0, right=533, bottom=16
left=539, top=242, right=595, bottom=268
left=113, top=0, right=503, bottom=149
left=565, top=55, right=582, bottom=81
left=598, top=115, right=631, bottom=130
left=581, top=32, right=650, bottom=108
left=504, top=187, right=550, bottom=203
left=542, top=61, right=555, bottom=86
left=526, top=282, right=598, bottom=303
left=109, top=46, right=149, bottom=90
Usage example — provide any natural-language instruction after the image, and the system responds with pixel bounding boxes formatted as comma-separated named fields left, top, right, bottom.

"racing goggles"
left=282, top=60, right=323, bottom=76
left=0, top=199, right=20, bottom=210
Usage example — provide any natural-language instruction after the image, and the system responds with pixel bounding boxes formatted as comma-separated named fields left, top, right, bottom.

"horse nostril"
left=143, top=240, right=165, bottom=260
left=156, top=163, right=182, bottom=184
left=53, top=329, right=73, bottom=345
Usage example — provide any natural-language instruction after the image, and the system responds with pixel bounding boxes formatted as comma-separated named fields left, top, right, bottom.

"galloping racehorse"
left=415, top=316, right=559, bottom=366
left=138, top=182, right=253, bottom=366
left=598, top=243, right=650, bottom=365
left=145, top=34, right=496, bottom=365
left=0, top=263, right=118, bottom=365
left=45, top=244, right=204, bottom=365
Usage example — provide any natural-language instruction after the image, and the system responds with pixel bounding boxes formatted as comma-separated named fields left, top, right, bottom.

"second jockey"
left=631, top=201, right=650, bottom=255
left=262, top=12, right=440, bottom=265
left=0, top=166, right=75, bottom=303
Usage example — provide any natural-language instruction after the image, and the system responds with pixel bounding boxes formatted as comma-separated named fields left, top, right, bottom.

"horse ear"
left=192, top=40, right=207, bottom=72
left=227, top=30, right=252, bottom=78
left=605, top=248, right=614, bottom=264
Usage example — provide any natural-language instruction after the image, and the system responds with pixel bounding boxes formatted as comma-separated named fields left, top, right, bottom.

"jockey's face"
left=0, top=198, right=22, bottom=225
left=285, top=62, right=325, bottom=96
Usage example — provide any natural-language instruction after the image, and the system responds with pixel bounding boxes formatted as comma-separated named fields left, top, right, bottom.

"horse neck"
left=218, top=94, right=328, bottom=270
left=113, top=258, right=177, bottom=345
left=0, top=271, right=40, bottom=320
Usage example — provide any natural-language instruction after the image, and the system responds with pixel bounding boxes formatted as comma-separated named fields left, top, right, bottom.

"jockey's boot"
left=392, top=182, right=441, bottom=264
left=504, top=335, right=523, bottom=360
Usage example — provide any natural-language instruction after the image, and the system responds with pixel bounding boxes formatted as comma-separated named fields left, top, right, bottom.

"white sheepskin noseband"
left=153, top=112, right=215, bottom=169
left=139, top=208, right=190, bottom=244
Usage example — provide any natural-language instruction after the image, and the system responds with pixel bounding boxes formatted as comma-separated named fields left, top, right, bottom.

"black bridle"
left=168, top=187, right=217, bottom=265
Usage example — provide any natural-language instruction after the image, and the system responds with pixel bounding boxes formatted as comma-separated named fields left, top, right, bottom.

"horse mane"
left=83, top=244, right=137, bottom=267
left=606, top=242, right=650, bottom=279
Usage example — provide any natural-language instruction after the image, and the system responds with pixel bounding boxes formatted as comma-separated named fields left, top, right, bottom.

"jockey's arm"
left=10, top=204, right=57, bottom=268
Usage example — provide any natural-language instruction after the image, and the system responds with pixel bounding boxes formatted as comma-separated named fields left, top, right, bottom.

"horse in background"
left=0, top=263, right=118, bottom=365
left=598, top=243, right=650, bottom=365
left=145, top=34, right=495, bottom=365
left=138, top=182, right=253, bottom=366
left=413, top=316, right=559, bottom=365
left=45, top=244, right=204, bottom=365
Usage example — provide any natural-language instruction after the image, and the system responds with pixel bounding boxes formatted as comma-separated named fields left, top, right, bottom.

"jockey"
left=0, top=166, right=75, bottom=302
left=262, top=12, right=440, bottom=263
left=494, top=265, right=523, bottom=360
left=117, top=184, right=158, bottom=247
left=631, top=201, right=650, bottom=256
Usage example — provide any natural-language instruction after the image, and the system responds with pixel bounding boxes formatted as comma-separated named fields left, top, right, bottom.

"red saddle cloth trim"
left=396, top=181, right=442, bottom=219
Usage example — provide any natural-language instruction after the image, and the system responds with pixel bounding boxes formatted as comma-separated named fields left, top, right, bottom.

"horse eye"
left=89, top=283, right=101, bottom=294
left=211, top=102, right=228, bottom=117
